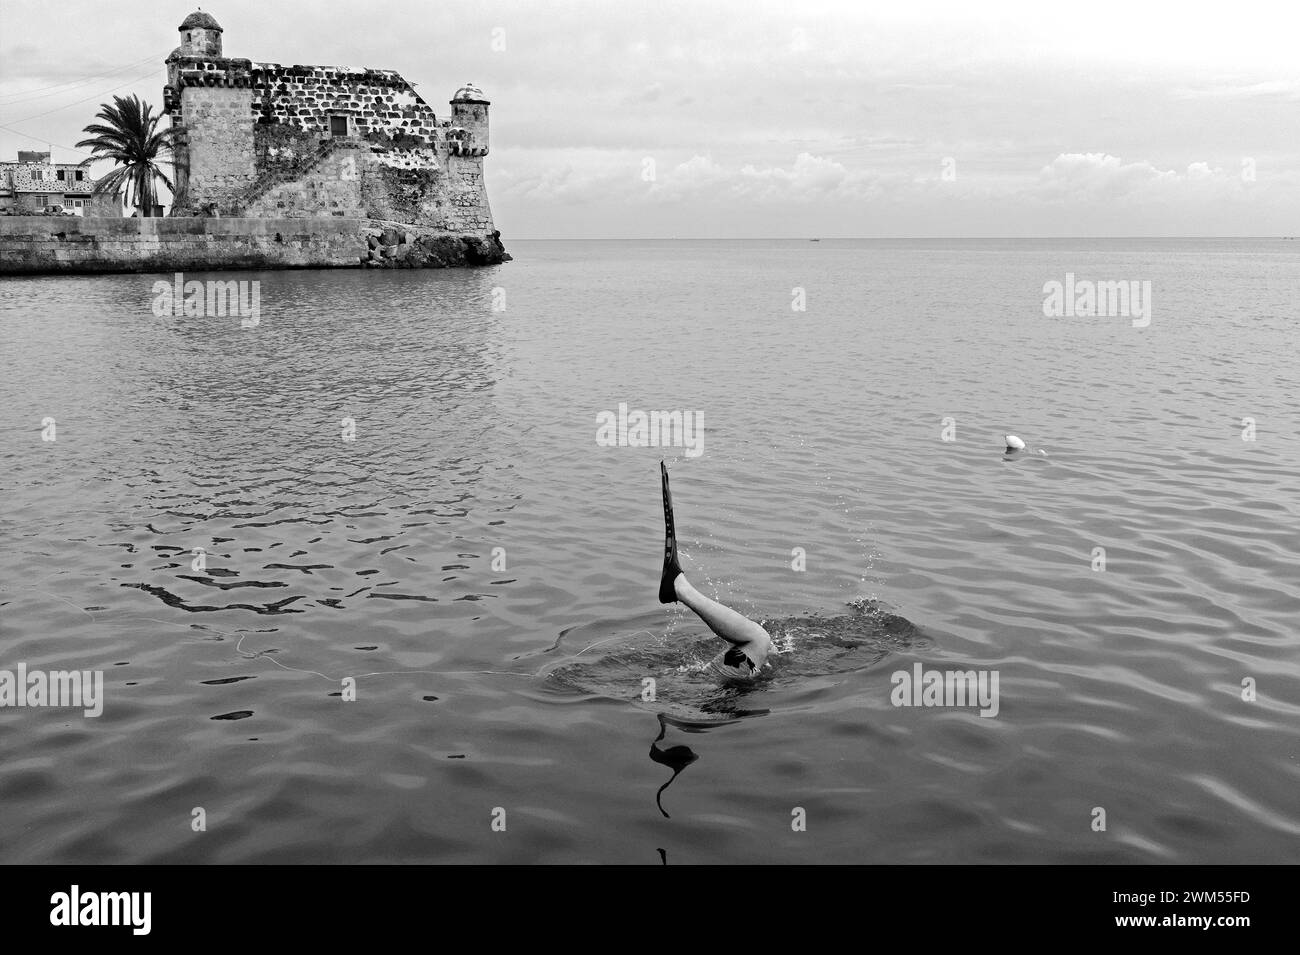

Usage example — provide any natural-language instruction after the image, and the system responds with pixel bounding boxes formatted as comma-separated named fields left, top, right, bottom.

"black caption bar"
left=4, top=864, right=1285, bottom=941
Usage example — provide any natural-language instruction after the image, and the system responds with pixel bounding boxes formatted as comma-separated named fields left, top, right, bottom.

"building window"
left=75, top=170, right=84, bottom=181
left=330, top=115, right=348, bottom=137
left=57, top=170, right=66, bottom=180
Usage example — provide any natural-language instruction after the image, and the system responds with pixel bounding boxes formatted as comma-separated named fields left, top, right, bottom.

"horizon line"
left=503, top=235, right=1296, bottom=241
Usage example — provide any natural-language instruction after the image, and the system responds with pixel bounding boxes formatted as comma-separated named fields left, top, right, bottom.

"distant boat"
left=809, top=238, right=821, bottom=242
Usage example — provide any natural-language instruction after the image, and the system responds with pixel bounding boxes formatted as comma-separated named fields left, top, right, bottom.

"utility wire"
left=1, top=67, right=167, bottom=126
left=0, top=51, right=169, bottom=105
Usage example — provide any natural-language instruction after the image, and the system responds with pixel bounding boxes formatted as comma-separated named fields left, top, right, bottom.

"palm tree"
left=76, top=94, right=178, bottom=217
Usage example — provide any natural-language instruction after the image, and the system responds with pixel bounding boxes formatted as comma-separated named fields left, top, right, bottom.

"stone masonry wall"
left=254, top=65, right=441, bottom=145
left=166, top=56, right=493, bottom=236
left=176, top=85, right=256, bottom=213
left=0, top=216, right=508, bottom=274
left=245, top=142, right=367, bottom=219
left=443, top=155, right=494, bottom=234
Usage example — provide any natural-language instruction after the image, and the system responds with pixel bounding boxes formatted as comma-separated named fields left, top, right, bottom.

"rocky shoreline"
left=362, top=226, right=511, bottom=268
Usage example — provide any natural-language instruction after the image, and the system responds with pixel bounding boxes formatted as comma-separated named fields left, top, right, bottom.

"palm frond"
left=79, top=94, right=178, bottom=215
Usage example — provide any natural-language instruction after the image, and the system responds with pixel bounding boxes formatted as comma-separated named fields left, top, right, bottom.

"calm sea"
left=1, top=238, right=1297, bottom=863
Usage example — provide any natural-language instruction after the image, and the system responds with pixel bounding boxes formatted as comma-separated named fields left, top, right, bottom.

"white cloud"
left=1036, top=153, right=1174, bottom=201
left=646, top=152, right=882, bottom=203
left=1031, top=153, right=1256, bottom=203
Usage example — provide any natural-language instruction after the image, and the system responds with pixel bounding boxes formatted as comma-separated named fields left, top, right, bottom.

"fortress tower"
left=178, top=9, right=223, bottom=57
left=448, top=84, right=490, bottom=157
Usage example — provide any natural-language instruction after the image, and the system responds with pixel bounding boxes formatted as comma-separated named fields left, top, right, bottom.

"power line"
left=0, top=122, right=95, bottom=156
left=0, top=67, right=167, bottom=126
left=0, top=51, right=164, bottom=101
left=0, top=51, right=168, bottom=105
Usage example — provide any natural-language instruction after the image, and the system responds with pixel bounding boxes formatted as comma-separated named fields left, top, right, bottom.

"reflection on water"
left=2, top=239, right=1299, bottom=863
left=650, top=715, right=699, bottom=818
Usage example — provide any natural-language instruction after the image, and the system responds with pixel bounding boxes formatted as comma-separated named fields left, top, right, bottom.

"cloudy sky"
left=2, top=0, right=1297, bottom=236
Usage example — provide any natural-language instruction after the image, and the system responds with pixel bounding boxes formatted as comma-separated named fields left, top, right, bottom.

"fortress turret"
left=447, top=83, right=489, bottom=156
left=178, top=9, right=223, bottom=57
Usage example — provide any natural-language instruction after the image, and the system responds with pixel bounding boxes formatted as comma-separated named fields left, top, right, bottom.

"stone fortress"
left=165, top=11, right=491, bottom=227
left=0, top=8, right=508, bottom=273
left=160, top=9, right=506, bottom=267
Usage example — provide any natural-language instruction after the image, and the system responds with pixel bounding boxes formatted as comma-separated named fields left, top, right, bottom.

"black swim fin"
left=659, top=461, right=682, bottom=603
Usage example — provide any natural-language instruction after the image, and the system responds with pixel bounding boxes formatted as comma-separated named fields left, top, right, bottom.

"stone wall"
left=245, top=141, right=368, bottom=219
left=175, top=85, right=256, bottom=213
left=0, top=216, right=508, bottom=274
left=164, top=54, right=493, bottom=235
left=176, top=121, right=493, bottom=233
left=253, top=64, right=441, bottom=145
left=442, top=155, right=494, bottom=234
left=88, top=194, right=123, bottom=217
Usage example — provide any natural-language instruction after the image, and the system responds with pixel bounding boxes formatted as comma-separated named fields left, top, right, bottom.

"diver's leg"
left=658, top=461, right=770, bottom=660
left=658, top=461, right=684, bottom=603
left=673, top=574, right=771, bottom=650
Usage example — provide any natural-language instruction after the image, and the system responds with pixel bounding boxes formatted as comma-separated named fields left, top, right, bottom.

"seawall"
left=0, top=217, right=509, bottom=275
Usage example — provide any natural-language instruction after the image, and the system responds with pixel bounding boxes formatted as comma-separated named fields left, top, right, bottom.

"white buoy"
left=1004, top=435, right=1026, bottom=452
